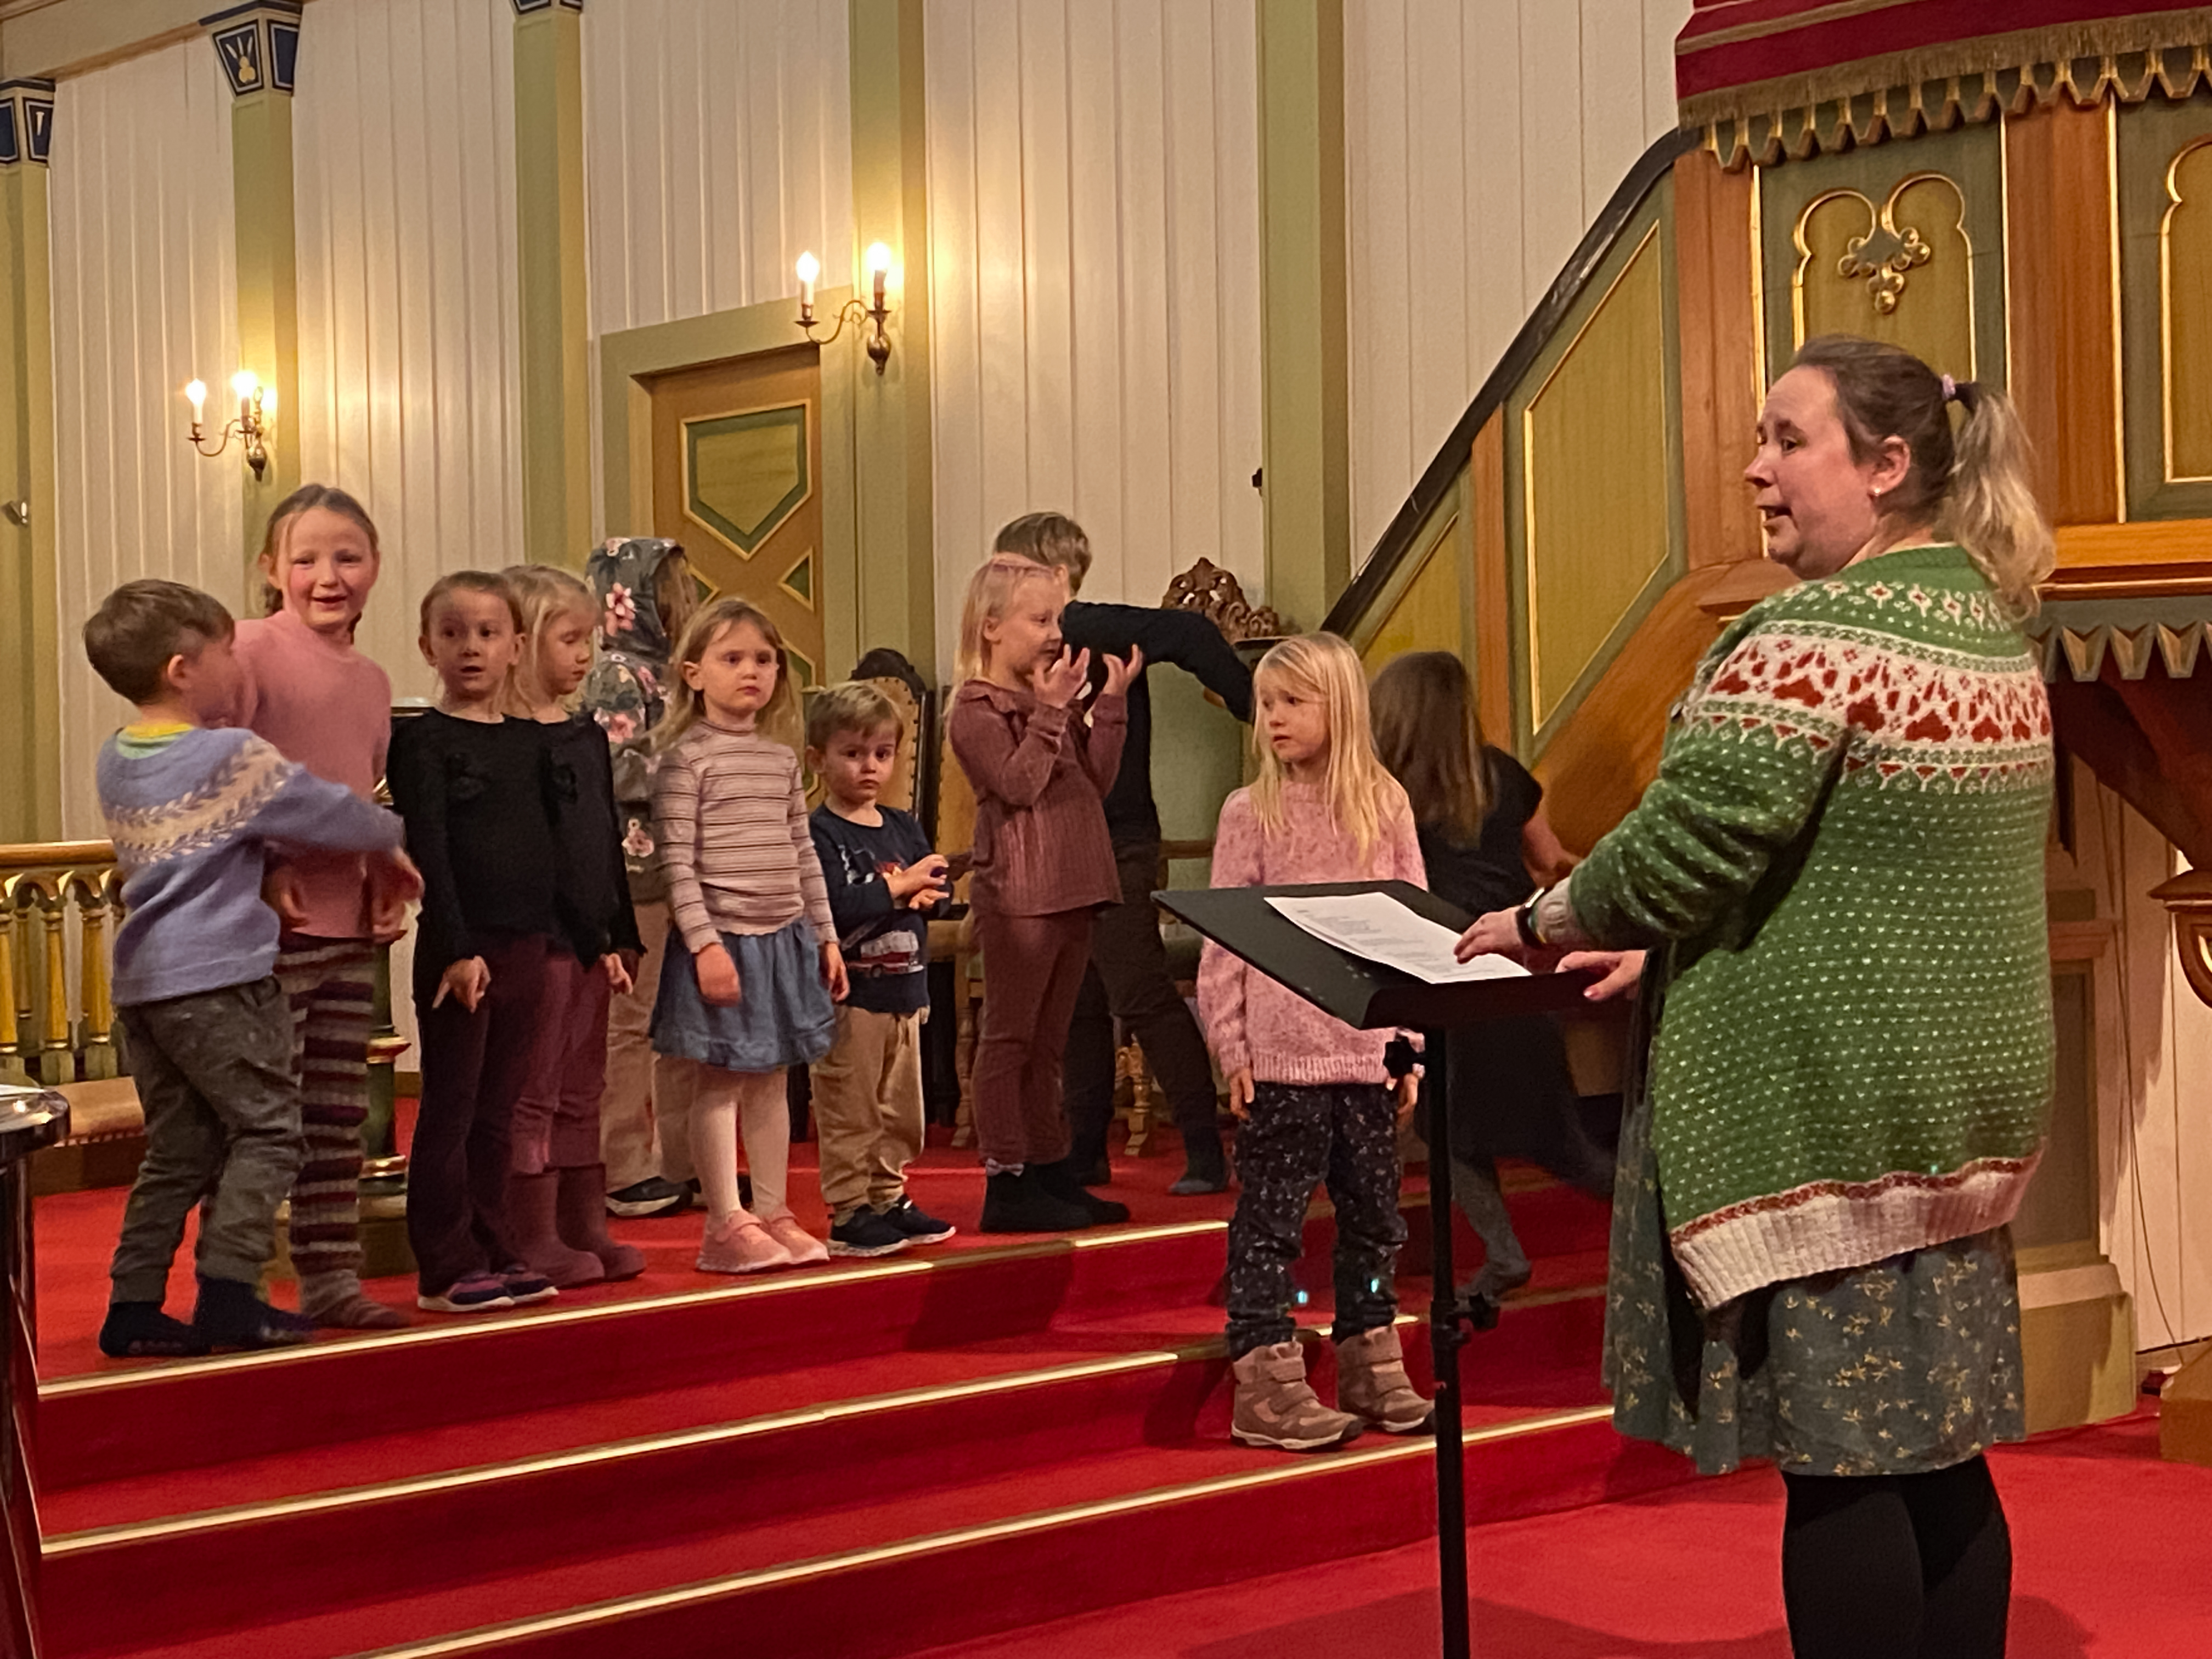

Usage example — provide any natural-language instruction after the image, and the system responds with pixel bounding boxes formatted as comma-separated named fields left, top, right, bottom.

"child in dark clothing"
left=386, top=572, right=566, bottom=1316
left=1370, top=651, right=1614, bottom=1313
left=501, top=565, right=645, bottom=1288
left=804, top=682, right=958, bottom=1257
left=83, top=579, right=417, bottom=1357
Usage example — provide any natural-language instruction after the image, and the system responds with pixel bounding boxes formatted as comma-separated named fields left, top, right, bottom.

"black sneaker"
left=1034, top=1158, right=1131, bottom=1224
left=827, top=1209, right=912, bottom=1258
left=606, top=1177, right=690, bottom=1219
left=878, top=1197, right=957, bottom=1244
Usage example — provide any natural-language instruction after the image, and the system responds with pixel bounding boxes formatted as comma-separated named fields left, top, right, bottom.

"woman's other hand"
left=1559, top=949, right=1645, bottom=1001
left=1454, top=907, right=1524, bottom=963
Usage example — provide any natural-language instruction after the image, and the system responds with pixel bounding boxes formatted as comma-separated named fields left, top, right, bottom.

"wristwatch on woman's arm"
left=1515, top=887, right=1551, bottom=950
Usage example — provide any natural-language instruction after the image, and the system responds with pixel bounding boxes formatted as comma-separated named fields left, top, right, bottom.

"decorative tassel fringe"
left=1680, top=10, right=2212, bottom=172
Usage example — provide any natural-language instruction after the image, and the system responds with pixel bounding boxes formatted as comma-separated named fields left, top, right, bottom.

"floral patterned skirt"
left=1602, top=1079, right=2027, bottom=1477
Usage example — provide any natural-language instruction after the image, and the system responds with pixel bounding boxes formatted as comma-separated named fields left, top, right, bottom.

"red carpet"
left=34, top=1126, right=2196, bottom=1658
left=907, top=1411, right=2212, bottom=1658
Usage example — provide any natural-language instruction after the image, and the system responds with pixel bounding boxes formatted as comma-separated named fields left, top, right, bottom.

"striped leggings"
left=276, top=938, right=377, bottom=1291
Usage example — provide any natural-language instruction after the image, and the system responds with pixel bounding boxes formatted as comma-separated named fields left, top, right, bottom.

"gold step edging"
left=44, top=1341, right=1211, bottom=1554
left=345, top=1401, right=1619, bottom=1659
left=40, top=1220, right=1226, bottom=1397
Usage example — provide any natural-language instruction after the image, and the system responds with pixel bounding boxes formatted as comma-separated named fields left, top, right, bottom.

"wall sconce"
left=184, top=371, right=274, bottom=478
left=793, top=244, right=894, bottom=375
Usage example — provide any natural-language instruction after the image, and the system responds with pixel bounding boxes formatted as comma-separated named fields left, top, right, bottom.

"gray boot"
left=1230, top=1341, right=1363, bottom=1452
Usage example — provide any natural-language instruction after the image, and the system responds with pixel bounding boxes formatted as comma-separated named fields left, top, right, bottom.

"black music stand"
left=1156, top=880, right=1597, bottom=1659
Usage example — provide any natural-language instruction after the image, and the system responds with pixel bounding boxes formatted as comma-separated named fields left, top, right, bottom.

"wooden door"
left=646, top=346, right=827, bottom=687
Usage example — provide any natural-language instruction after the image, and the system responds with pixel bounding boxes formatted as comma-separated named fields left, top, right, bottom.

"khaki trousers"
left=597, top=901, right=695, bottom=1188
left=810, top=1003, right=925, bottom=1222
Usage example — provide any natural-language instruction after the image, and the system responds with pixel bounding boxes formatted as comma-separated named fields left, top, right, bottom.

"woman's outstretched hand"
left=1454, top=907, right=1524, bottom=963
left=1101, top=645, right=1144, bottom=697
left=1558, top=949, right=1645, bottom=1002
left=1035, top=646, right=1092, bottom=707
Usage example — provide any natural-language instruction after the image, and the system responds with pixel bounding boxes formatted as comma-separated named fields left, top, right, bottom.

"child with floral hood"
left=584, top=537, right=702, bottom=1217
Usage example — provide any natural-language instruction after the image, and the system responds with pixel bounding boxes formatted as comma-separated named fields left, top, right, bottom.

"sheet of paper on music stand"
left=1265, top=893, right=1531, bottom=985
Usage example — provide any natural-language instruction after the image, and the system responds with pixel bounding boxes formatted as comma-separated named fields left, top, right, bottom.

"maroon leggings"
left=972, top=907, right=1093, bottom=1169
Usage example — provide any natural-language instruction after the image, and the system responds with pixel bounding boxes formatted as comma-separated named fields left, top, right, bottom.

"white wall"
left=1343, top=0, right=1690, bottom=560
left=2059, top=776, right=2212, bottom=1350
left=582, top=0, right=854, bottom=337
left=47, top=38, right=241, bottom=838
left=923, top=0, right=1266, bottom=668
left=292, top=0, right=524, bottom=692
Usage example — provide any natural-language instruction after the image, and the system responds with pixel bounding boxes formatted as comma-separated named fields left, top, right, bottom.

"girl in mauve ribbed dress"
left=947, top=556, right=1139, bottom=1236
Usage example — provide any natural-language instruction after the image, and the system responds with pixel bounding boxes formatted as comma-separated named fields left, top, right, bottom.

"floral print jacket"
left=583, top=537, right=684, bottom=904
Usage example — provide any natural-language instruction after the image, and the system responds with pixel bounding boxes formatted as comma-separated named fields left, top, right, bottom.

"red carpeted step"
left=64, top=1402, right=1688, bottom=1659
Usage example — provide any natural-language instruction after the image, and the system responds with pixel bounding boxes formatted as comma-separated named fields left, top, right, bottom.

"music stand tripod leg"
left=1428, top=1085, right=1472, bottom=1659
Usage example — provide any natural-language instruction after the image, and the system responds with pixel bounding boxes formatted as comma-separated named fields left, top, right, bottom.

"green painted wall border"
left=0, top=137, right=61, bottom=838
left=598, top=292, right=865, bottom=682
left=514, top=0, right=593, bottom=567
left=229, top=81, right=301, bottom=573
left=1256, top=0, right=1350, bottom=635
left=847, top=0, right=934, bottom=676
left=1342, top=473, right=1465, bottom=659
left=1757, top=119, right=2009, bottom=394
left=1504, top=182, right=1688, bottom=765
left=2117, top=93, right=2212, bottom=522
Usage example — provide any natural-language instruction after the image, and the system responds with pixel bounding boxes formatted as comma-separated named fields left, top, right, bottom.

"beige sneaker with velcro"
left=1230, top=1340, right=1364, bottom=1452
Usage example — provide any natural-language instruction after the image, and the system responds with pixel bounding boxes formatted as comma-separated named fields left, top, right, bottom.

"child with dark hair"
left=84, top=579, right=414, bottom=1357
left=805, top=681, right=957, bottom=1257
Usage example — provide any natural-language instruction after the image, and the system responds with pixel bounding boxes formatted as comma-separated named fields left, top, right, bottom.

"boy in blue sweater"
left=84, top=580, right=417, bottom=1358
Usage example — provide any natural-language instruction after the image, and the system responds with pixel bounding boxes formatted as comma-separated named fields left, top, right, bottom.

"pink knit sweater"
left=1197, top=781, right=1426, bottom=1086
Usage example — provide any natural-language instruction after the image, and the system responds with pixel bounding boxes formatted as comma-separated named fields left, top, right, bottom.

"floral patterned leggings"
left=1224, top=1081, right=1406, bottom=1359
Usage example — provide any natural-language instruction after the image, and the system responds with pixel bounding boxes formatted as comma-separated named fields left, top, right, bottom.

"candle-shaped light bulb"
left=866, top=242, right=892, bottom=307
left=795, top=251, right=820, bottom=317
left=232, top=370, right=258, bottom=399
left=185, top=380, right=207, bottom=421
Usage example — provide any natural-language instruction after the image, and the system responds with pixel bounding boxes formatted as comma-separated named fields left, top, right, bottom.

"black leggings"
left=1780, top=1455, right=2010, bottom=1659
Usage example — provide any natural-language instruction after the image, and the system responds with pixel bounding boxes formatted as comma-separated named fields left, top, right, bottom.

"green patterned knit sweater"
left=1566, top=544, right=2055, bottom=1308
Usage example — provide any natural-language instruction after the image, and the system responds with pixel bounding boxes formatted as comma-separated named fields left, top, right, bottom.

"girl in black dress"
left=1370, top=651, right=1613, bottom=1311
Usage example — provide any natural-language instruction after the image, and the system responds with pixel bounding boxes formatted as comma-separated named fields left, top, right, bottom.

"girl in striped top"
left=650, top=599, right=848, bottom=1274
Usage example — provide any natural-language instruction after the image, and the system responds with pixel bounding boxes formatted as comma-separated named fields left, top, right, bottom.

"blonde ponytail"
left=1942, top=383, right=2055, bottom=617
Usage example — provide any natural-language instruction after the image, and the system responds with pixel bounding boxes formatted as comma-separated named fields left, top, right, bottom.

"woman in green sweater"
left=1458, top=335, right=2056, bottom=1659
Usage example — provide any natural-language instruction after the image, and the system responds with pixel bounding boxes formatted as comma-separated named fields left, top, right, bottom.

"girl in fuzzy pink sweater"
left=1198, top=633, right=1434, bottom=1452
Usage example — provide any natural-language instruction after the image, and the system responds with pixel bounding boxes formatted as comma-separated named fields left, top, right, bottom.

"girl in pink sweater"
left=1197, top=633, right=1432, bottom=1452
left=235, top=484, right=421, bottom=1329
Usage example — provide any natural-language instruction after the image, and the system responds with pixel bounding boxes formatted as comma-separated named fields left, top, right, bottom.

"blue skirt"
left=650, top=917, right=836, bottom=1073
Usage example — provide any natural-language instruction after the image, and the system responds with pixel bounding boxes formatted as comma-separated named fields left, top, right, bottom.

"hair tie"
left=1939, top=374, right=1959, bottom=404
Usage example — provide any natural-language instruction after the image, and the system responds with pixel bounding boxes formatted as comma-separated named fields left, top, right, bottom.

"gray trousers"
left=111, top=977, right=304, bottom=1304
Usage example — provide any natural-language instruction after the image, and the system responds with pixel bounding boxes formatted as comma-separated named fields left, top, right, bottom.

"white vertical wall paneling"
left=582, top=0, right=853, bottom=336
left=924, top=0, right=1265, bottom=668
left=292, top=0, right=523, bottom=691
left=1344, top=0, right=1694, bottom=559
left=2061, top=775, right=2212, bottom=1348
left=48, top=40, right=241, bottom=837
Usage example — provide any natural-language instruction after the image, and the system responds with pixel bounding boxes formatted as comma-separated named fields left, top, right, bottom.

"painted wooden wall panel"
left=581, top=0, right=854, bottom=336
left=1345, top=0, right=1692, bottom=561
left=2060, top=776, right=2212, bottom=1349
left=48, top=38, right=240, bottom=837
left=924, top=0, right=1265, bottom=668
left=291, top=0, right=523, bottom=690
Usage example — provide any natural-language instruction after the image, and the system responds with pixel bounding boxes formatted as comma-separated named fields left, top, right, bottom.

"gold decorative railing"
left=0, top=842, right=123, bottom=1088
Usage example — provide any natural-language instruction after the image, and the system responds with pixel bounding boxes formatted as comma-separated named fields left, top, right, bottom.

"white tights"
left=668, top=1059, right=790, bottom=1224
